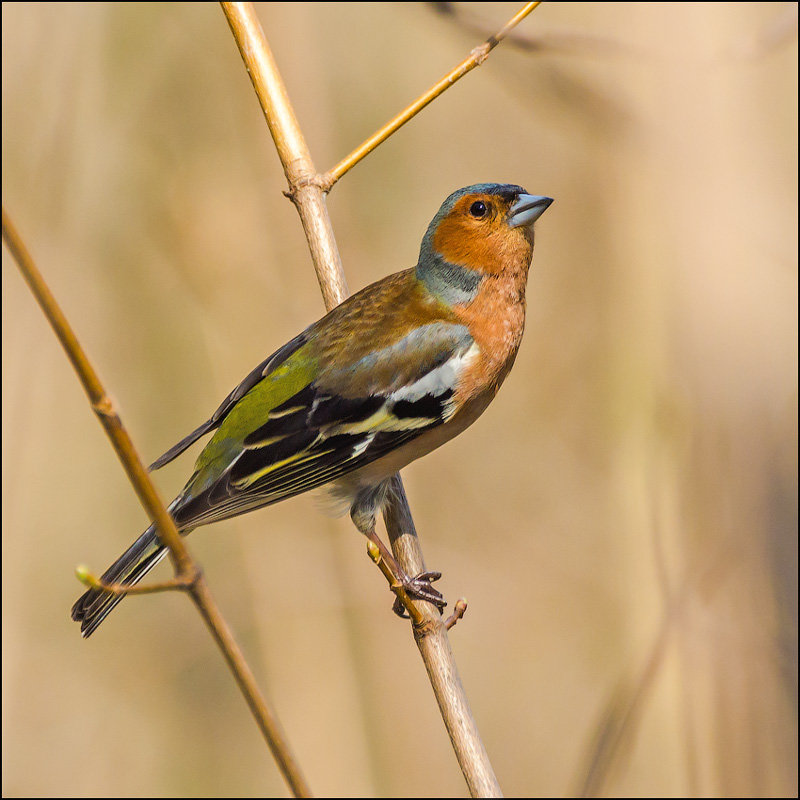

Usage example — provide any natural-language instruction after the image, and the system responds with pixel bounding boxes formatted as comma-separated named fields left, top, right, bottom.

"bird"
left=71, top=183, right=553, bottom=637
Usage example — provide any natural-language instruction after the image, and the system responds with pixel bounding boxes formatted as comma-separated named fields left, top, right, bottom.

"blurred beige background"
left=2, top=2, right=797, bottom=797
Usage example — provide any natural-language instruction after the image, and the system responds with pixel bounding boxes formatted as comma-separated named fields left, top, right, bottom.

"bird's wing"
left=170, top=321, right=476, bottom=529
left=149, top=330, right=311, bottom=471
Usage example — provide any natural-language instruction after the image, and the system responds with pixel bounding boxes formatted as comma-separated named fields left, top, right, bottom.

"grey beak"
left=508, top=194, right=553, bottom=228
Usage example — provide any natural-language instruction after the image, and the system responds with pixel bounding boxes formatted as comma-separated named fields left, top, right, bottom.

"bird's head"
left=416, top=183, right=553, bottom=305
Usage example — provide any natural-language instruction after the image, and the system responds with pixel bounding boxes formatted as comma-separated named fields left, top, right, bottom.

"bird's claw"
left=391, top=570, right=446, bottom=618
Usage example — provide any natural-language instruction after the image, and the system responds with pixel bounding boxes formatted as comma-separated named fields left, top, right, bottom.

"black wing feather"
left=170, top=386, right=443, bottom=529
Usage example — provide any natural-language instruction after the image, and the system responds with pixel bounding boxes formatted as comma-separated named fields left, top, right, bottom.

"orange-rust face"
left=416, top=184, right=552, bottom=307
left=431, top=190, right=534, bottom=277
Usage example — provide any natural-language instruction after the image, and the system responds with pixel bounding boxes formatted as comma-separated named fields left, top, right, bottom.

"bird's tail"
left=71, top=523, right=168, bottom=638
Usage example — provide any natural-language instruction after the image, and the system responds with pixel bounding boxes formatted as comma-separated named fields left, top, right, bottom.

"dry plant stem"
left=322, top=1, right=541, bottom=189
left=1, top=208, right=191, bottom=577
left=445, top=599, right=468, bottom=630
left=432, top=3, right=633, bottom=58
left=1, top=208, right=312, bottom=800
left=77, top=568, right=198, bottom=595
left=219, top=6, right=503, bottom=795
left=383, top=477, right=499, bottom=797
left=220, top=1, right=347, bottom=309
left=185, top=579, right=312, bottom=799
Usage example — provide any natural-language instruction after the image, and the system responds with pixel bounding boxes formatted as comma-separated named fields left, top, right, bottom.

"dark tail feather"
left=71, top=524, right=168, bottom=638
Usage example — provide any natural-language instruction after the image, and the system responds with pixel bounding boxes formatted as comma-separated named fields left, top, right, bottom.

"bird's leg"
left=363, top=526, right=446, bottom=617
left=351, top=482, right=446, bottom=616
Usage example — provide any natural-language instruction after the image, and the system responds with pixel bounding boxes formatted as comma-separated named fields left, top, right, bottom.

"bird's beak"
left=508, top=194, right=553, bottom=228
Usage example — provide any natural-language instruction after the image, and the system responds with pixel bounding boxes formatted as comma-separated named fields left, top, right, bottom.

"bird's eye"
left=469, top=201, right=488, bottom=218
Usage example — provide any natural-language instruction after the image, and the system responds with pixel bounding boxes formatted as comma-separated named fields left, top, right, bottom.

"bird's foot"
left=391, top=570, right=446, bottom=618
left=361, top=525, right=447, bottom=618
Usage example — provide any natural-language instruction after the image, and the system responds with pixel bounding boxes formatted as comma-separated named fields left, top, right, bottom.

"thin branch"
left=1, top=207, right=312, bottom=800
left=429, top=2, right=636, bottom=58
left=382, top=475, right=499, bottom=796
left=220, top=0, right=347, bottom=310
left=220, top=4, right=506, bottom=795
left=75, top=564, right=199, bottom=595
left=1, top=208, right=191, bottom=578
left=444, top=599, right=468, bottom=630
left=320, top=1, right=541, bottom=190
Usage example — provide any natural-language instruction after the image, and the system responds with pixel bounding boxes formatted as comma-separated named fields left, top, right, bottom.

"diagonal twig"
left=75, top=564, right=199, bottom=595
left=1, top=208, right=191, bottom=578
left=1, top=207, right=312, bottom=799
left=320, top=1, right=541, bottom=190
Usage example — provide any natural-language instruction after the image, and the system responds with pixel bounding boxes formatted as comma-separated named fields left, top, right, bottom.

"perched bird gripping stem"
left=72, top=183, right=552, bottom=636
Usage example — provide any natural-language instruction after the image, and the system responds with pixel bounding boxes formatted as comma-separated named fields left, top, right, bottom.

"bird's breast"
left=450, top=275, right=526, bottom=406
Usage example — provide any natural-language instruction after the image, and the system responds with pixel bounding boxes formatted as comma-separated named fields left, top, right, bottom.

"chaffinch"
left=72, top=183, right=553, bottom=636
